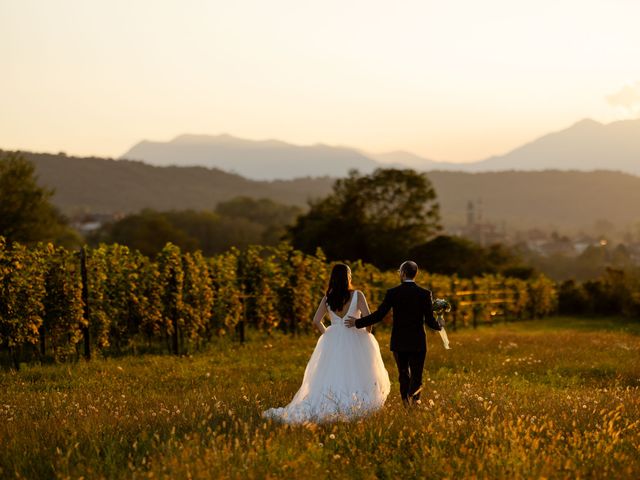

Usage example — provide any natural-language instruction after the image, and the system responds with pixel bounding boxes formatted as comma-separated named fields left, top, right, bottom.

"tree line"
left=89, top=198, right=302, bottom=257
left=0, top=151, right=545, bottom=278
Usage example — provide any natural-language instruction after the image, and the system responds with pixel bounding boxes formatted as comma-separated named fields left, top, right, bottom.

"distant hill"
left=426, top=169, right=640, bottom=232
left=372, top=118, right=640, bottom=175
left=13, top=150, right=334, bottom=215
left=6, top=149, right=640, bottom=234
left=466, top=118, right=640, bottom=174
left=121, top=134, right=378, bottom=180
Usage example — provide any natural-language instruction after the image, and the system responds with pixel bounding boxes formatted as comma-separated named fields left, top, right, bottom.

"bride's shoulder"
left=353, top=289, right=365, bottom=299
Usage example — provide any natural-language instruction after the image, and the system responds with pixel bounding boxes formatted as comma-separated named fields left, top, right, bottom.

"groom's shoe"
left=408, top=388, right=424, bottom=409
left=408, top=387, right=422, bottom=403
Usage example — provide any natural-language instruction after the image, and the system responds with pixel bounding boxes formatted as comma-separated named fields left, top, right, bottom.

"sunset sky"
left=2, top=0, right=640, bottom=163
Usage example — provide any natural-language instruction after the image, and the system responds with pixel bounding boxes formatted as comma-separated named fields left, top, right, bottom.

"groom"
left=345, top=261, right=441, bottom=406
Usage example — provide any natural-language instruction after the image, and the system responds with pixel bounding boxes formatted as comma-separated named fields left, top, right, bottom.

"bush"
left=558, top=269, right=640, bottom=317
left=558, top=280, right=588, bottom=315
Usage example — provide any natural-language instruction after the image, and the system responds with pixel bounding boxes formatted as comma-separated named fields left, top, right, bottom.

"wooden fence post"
left=79, top=247, right=91, bottom=361
left=168, top=265, right=179, bottom=355
left=450, top=277, right=457, bottom=332
left=501, top=279, right=509, bottom=321
left=527, top=283, right=537, bottom=319
left=517, top=284, right=524, bottom=320
left=9, top=345, right=20, bottom=371
left=487, top=281, right=493, bottom=326
left=237, top=296, right=246, bottom=344
left=39, top=327, right=46, bottom=357
left=471, top=279, right=478, bottom=329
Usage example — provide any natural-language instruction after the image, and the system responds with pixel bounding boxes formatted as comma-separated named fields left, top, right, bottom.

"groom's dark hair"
left=400, top=261, right=418, bottom=279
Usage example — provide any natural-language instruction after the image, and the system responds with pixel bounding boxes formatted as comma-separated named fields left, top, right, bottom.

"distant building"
left=628, top=242, right=640, bottom=264
left=70, top=212, right=124, bottom=235
left=460, top=199, right=507, bottom=246
left=572, top=235, right=599, bottom=255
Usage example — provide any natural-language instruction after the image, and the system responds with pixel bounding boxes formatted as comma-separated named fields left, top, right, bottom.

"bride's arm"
left=357, top=291, right=373, bottom=333
left=312, top=296, right=328, bottom=334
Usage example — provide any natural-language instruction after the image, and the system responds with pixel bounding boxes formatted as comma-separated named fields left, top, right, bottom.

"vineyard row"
left=0, top=238, right=557, bottom=368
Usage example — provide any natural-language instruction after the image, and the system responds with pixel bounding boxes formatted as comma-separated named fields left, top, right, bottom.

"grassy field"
left=1, top=317, right=639, bottom=479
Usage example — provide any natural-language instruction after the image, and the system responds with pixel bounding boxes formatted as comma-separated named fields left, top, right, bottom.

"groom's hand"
left=344, top=316, right=357, bottom=328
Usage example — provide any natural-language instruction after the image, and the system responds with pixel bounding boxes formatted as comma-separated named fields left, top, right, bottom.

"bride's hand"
left=344, top=316, right=357, bottom=328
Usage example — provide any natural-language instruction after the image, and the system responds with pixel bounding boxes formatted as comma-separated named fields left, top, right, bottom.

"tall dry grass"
left=1, top=317, right=639, bottom=479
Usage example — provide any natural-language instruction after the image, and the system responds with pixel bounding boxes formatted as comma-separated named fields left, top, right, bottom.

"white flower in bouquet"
left=433, top=298, right=452, bottom=350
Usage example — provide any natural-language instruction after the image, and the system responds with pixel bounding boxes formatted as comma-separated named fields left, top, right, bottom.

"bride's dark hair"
left=326, top=263, right=353, bottom=312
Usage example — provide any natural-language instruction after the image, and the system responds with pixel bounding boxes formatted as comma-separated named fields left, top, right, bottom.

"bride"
left=263, top=264, right=390, bottom=423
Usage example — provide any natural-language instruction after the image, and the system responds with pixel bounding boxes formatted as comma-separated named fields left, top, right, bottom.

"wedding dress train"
left=263, top=291, right=390, bottom=424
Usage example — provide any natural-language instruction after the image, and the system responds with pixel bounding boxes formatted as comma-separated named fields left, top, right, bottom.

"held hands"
left=344, top=316, right=357, bottom=328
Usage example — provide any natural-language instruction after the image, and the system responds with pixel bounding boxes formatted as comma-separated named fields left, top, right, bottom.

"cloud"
left=606, top=81, right=640, bottom=108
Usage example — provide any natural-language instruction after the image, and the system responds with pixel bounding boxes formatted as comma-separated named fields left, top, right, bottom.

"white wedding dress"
left=263, top=291, right=390, bottom=424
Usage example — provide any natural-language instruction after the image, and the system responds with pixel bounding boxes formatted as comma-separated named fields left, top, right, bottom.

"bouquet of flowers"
left=433, top=298, right=451, bottom=349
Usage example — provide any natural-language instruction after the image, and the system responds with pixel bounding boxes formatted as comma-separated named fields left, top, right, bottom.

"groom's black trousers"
left=393, top=351, right=426, bottom=403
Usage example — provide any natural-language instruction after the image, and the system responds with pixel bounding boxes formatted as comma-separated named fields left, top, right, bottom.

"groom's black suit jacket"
left=355, top=281, right=441, bottom=352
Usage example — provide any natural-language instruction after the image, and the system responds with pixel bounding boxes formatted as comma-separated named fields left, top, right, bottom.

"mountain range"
left=120, top=118, right=640, bottom=180
left=461, top=118, right=640, bottom=174
left=122, top=134, right=377, bottom=180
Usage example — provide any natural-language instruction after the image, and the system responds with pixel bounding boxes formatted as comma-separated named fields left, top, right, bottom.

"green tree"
left=410, top=235, right=487, bottom=276
left=91, top=209, right=265, bottom=256
left=289, top=169, right=441, bottom=268
left=0, top=152, right=79, bottom=246
left=411, top=236, right=534, bottom=279
left=91, top=210, right=198, bottom=257
left=216, top=197, right=302, bottom=245
left=215, top=196, right=302, bottom=227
